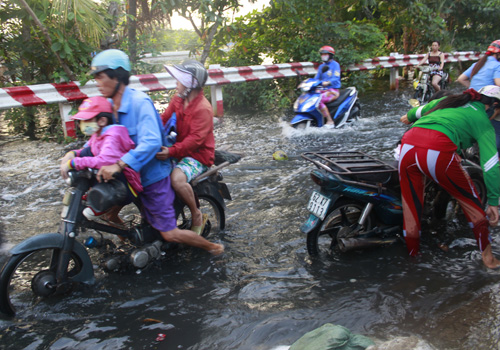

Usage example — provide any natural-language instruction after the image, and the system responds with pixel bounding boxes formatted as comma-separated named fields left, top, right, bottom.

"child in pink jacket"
left=60, top=96, right=142, bottom=224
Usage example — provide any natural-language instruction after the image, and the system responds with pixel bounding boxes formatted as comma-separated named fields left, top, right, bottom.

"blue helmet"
left=90, top=49, right=131, bottom=75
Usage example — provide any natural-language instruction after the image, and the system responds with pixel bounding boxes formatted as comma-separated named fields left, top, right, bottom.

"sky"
left=170, top=0, right=269, bottom=30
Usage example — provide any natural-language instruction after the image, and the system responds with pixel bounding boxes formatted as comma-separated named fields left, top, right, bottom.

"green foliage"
left=1, top=0, right=499, bottom=138
left=210, top=0, right=386, bottom=110
left=4, top=104, right=63, bottom=141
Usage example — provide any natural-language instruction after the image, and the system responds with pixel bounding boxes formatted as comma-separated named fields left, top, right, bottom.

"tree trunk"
left=128, top=0, right=137, bottom=73
left=21, top=18, right=37, bottom=140
left=16, top=0, right=76, bottom=81
left=200, top=23, right=219, bottom=64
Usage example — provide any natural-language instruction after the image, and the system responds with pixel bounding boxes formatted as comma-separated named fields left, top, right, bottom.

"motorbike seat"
left=326, top=88, right=352, bottom=109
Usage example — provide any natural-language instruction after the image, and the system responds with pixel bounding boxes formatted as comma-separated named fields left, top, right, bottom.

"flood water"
left=1, top=79, right=500, bottom=350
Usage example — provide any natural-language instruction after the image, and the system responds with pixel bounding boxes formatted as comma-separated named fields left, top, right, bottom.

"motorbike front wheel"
left=307, top=199, right=373, bottom=260
left=293, top=121, right=313, bottom=129
left=176, top=195, right=225, bottom=237
left=0, top=248, right=83, bottom=316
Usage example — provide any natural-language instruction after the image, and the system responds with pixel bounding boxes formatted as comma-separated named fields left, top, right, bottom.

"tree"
left=173, top=0, right=249, bottom=64
left=0, top=0, right=111, bottom=139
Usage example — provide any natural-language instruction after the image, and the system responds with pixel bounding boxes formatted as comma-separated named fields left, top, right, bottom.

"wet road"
left=1, top=79, right=500, bottom=349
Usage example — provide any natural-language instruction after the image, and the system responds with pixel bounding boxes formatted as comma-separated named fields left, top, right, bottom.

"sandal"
left=191, top=213, right=208, bottom=235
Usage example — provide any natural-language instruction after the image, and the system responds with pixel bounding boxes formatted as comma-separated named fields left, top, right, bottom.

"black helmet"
left=164, top=60, right=208, bottom=89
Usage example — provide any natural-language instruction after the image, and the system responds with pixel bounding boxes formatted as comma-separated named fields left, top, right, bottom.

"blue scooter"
left=290, top=67, right=361, bottom=129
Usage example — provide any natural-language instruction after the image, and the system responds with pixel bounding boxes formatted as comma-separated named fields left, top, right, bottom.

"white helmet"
left=478, top=85, right=500, bottom=102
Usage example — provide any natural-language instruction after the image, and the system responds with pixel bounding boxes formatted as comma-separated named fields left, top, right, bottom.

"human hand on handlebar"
left=97, top=164, right=121, bottom=183
left=322, top=81, right=331, bottom=87
left=400, top=114, right=411, bottom=124
left=486, top=205, right=499, bottom=227
left=156, top=146, right=170, bottom=160
left=60, top=152, right=75, bottom=179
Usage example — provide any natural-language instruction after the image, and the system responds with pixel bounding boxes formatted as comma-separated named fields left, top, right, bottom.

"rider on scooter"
left=315, top=46, right=341, bottom=129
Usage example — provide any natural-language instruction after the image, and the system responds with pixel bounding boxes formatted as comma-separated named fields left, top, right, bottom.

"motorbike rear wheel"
left=0, top=248, right=83, bottom=317
left=175, top=195, right=225, bottom=237
left=307, top=199, right=373, bottom=260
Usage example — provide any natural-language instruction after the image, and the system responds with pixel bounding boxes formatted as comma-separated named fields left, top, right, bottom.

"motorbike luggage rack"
left=301, top=151, right=398, bottom=190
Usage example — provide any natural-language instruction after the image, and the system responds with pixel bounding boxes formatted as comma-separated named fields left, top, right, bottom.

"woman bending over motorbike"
left=315, top=45, right=341, bottom=129
left=416, top=41, right=445, bottom=92
left=399, top=86, right=500, bottom=269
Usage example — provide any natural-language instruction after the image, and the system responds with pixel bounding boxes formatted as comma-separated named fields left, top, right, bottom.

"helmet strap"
left=177, top=87, right=192, bottom=99
left=110, top=81, right=122, bottom=99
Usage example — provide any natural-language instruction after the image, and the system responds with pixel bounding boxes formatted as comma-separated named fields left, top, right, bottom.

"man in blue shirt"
left=457, top=40, right=500, bottom=90
left=314, top=45, right=341, bottom=129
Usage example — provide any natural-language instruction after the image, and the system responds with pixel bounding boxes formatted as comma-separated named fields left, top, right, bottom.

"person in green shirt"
left=399, top=85, right=500, bottom=268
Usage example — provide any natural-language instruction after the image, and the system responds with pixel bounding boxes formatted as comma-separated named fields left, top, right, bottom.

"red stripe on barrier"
left=138, top=75, right=167, bottom=91
left=208, top=69, right=232, bottom=85
left=65, top=121, right=76, bottom=138
left=290, top=62, right=309, bottom=76
left=216, top=100, right=224, bottom=117
left=3, top=86, right=46, bottom=106
left=237, top=67, right=259, bottom=81
left=52, top=82, right=87, bottom=101
left=265, top=65, right=285, bottom=78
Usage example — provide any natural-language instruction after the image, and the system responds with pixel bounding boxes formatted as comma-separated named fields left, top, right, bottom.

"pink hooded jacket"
left=72, top=125, right=143, bottom=193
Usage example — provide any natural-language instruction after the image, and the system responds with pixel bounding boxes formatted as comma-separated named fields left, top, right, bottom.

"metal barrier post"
left=59, top=102, right=76, bottom=138
left=389, top=53, right=399, bottom=90
left=209, top=64, right=224, bottom=118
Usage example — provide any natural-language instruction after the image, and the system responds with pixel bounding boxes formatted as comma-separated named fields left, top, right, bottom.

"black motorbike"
left=0, top=150, right=241, bottom=316
left=412, top=66, right=449, bottom=106
left=300, top=151, right=485, bottom=260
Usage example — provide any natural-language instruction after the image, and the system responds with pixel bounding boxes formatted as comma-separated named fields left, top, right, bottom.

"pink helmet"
left=487, top=40, right=500, bottom=54
left=72, top=96, right=113, bottom=120
left=319, top=46, right=335, bottom=55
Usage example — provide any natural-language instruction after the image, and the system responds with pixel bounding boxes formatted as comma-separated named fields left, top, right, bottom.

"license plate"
left=307, top=191, right=331, bottom=220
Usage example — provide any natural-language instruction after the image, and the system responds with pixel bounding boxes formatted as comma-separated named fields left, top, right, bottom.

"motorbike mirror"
left=321, top=66, right=329, bottom=73
left=408, top=99, right=420, bottom=107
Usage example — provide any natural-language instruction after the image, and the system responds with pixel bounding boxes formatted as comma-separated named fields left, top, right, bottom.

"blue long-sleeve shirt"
left=315, top=60, right=341, bottom=89
left=115, top=86, right=172, bottom=187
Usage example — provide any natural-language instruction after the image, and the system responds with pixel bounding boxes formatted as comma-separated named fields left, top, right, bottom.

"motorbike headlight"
left=293, top=98, right=299, bottom=110
left=301, top=96, right=320, bottom=111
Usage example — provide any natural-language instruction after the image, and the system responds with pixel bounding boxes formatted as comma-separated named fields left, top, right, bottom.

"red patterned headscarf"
left=463, top=88, right=482, bottom=101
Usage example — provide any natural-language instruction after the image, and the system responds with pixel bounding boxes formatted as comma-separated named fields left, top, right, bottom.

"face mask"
left=321, top=54, right=330, bottom=62
left=79, top=120, right=99, bottom=136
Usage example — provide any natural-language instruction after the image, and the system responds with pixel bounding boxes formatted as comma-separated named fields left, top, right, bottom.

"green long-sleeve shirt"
left=407, top=99, right=500, bottom=206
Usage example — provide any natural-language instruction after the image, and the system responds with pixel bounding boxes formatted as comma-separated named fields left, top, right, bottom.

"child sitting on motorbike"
left=60, top=96, right=142, bottom=226
left=315, top=45, right=341, bottom=129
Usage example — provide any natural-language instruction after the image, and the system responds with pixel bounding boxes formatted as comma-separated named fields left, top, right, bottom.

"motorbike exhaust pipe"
left=337, top=237, right=398, bottom=252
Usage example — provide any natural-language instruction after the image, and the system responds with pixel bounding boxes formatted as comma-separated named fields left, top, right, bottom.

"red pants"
left=399, top=128, right=490, bottom=256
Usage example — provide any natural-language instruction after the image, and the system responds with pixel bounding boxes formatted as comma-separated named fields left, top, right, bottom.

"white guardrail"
left=0, top=51, right=481, bottom=137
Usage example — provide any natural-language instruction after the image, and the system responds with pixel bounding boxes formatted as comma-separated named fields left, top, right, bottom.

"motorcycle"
left=290, top=67, right=360, bottom=129
left=411, top=66, right=449, bottom=106
left=0, top=149, right=241, bottom=316
left=300, top=151, right=485, bottom=260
